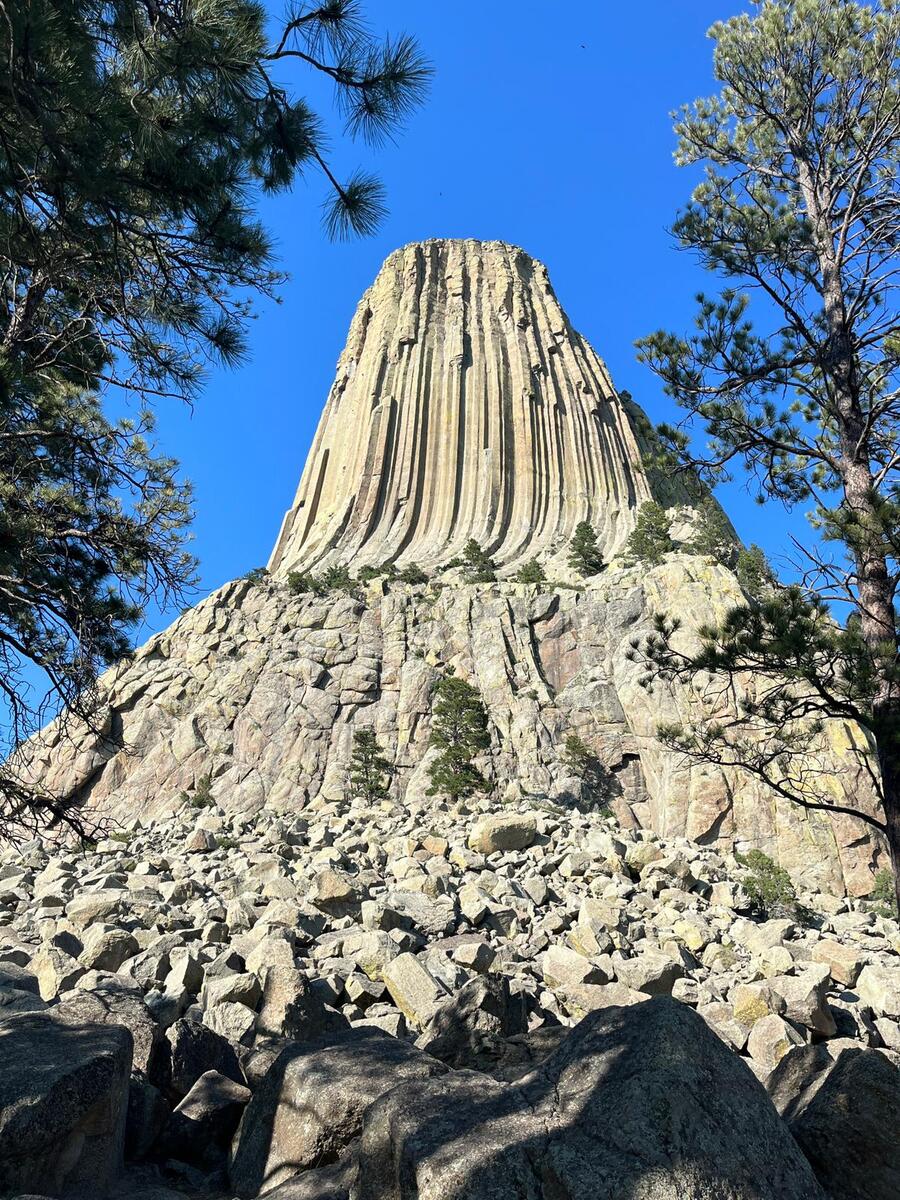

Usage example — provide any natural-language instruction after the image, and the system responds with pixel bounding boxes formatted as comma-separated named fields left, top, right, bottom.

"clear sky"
left=139, top=0, right=792, bottom=633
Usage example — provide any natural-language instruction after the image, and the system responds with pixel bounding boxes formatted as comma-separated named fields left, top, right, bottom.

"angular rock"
left=355, top=997, right=824, bottom=1200
left=416, top=975, right=527, bottom=1070
left=786, top=1047, right=900, bottom=1200
left=467, top=813, right=537, bottom=855
left=0, top=1012, right=132, bottom=1197
left=229, top=1028, right=446, bottom=1197
left=382, top=953, right=446, bottom=1029
left=165, top=1018, right=244, bottom=1100
left=158, top=1069, right=251, bottom=1167
left=255, top=966, right=347, bottom=1042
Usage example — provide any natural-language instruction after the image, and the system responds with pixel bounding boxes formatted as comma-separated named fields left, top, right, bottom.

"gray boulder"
left=355, top=997, right=825, bottom=1200
left=416, top=975, right=527, bottom=1070
left=0, top=1012, right=132, bottom=1197
left=785, top=1047, right=899, bottom=1200
left=157, top=1069, right=251, bottom=1167
left=164, top=1018, right=244, bottom=1100
left=230, top=1028, right=446, bottom=1197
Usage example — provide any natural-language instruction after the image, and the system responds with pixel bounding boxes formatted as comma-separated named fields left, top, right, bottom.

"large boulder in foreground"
left=355, top=997, right=825, bottom=1200
left=0, top=1012, right=132, bottom=1197
left=782, top=1047, right=900, bottom=1200
left=230, top=1027, right=447, bottom=1198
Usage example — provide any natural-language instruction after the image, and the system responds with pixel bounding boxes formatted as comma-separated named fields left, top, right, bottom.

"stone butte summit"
left=26, top=239, right=884, bottom=896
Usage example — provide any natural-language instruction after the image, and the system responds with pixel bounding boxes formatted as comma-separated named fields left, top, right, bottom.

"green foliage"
left=689, top=498, right=736, bottom=565
left=286, top=565, right=358, bottom=597
left=460, top=540, right=497, bottom=584
left=623, top=502, right=675, bottom=567
left=397, top=563, right=429, bottom=585
left=871, top=869, right=899, bottom=919
left=0, top=383, right=194, bottom=836
left=735, top=849, right=798, bottom=918
left=516, top=558, right=547, bottom=585
left=181, top=772, right=215, bottom=810
left=244, top=567, right=269, bottom=584
left=427, top=674, right=492, bottom=800
left=632, top=0, right=900, bottom=892
left=358, top=562, right=398, bottom=584
left=0, top=1, right=429, bottom=836
left=348, top=729, right=394, bottom=804
left=559, top=734, right=615, bottom=810
left=0, top=1, right=431, bottom=404
left=735, top=545, right=776, bottom=596
left=567, top=522, right=604, bottom=576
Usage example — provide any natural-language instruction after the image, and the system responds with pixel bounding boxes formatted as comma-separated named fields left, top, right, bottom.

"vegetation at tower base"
left=567, top=522, right=605, bottom=577
left=689, top=498, right=738, bottom=567
left=427, top=674, right=492, bottom=800
left=516, top=558, right=547, bottom=585
left=559, top=734, right=614, bottom=811
left=348, top=729, right=394, bottom=804
left=735, top=849, right=801, bottom=920
left=0, top=0, right=429, bottom=838
left=735, top=545, right=777, bottom=598
left=623, top=502, right=676, bottom=567
left=460, top=540, right=498, bottom=585
left=636, top=0, right=900, bottom=909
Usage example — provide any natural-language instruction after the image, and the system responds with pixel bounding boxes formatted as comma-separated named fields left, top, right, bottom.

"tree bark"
left=797, top=156, right=900, bottom=911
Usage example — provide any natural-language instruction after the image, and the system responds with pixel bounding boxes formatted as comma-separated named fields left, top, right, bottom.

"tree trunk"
left=797, top=157, right=900, bottom=907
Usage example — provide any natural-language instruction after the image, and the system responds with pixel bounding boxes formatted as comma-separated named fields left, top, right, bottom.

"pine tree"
left=735, top=545, right=776, bottom=597
left=689, top=498, right=737, bottom=566
left=427, top=674, right=492, bottom=799
left=635, top=0, right=900, bottom=910
left=461, top=539, right=497, bottom=584
left=623, top=502, right=675, bottom=567
left=0, top=0, right=430, bottom=837
left=516, top=558, right=547, bottom=585
left=348, top=729, right=393, bottom=804
left=567, top=522, right=604, bottom=576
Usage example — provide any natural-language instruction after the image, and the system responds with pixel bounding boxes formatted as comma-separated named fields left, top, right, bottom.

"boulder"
left=0, top=1012, right=132, bottom=1197
left=467, top=813, right=537, bottom=854
left=786, top=1047, right=900, bottom=1200
left=416, top=975, right=527, bottom=1070
left=382, top=953, right=446, bottom=1029
left=157, top=1069, right=251, bottom=1167
left=856, top=962, right=900, bottom=1018
left=355, top=997, right=825, bottom=1200
left=56, top=978, right=165, bottom=1080
left=164, top=1018, right=244, bottom=1100
left=229, top=1028, right=446, bottom=1197
left=255, top=966, right=347, bottom=1042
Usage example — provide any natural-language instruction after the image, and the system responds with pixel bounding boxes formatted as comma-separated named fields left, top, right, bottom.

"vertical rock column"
left=268, top=239, right=669, bottom=576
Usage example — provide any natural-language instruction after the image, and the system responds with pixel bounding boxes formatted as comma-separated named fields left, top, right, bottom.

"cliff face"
left=269, top=240, right=685, bottom=576
left=19, top=240, right=884, bottom=895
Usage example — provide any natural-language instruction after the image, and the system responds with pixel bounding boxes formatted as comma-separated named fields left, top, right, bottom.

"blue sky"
left=140, top=0, right=795, bottom=631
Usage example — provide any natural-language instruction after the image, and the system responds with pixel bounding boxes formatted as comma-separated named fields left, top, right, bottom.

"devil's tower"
left=269, top=240, right=681, bottom=576
left=22, top=239, right=883, bottom=897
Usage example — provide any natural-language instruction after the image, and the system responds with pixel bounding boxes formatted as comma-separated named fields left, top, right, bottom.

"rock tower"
left=269, top=240, right=681, bottom=576
left=21, top=240, right=883, bottom=896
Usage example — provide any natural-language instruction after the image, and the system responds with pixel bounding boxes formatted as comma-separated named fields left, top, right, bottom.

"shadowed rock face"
left=269, top=239, right=681, bottom=576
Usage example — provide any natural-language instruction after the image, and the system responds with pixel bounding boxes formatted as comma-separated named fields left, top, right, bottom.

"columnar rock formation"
left=269, top=239, right=683, bottom=576
left=17, top=239, right=886, bottom=897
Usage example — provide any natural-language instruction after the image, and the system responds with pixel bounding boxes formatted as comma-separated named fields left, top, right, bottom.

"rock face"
left=268, top=239, right=680, bottom=577
left=17, top=239, right=885, bottom=894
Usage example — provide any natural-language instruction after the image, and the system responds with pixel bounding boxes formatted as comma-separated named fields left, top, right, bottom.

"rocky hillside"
left=0, top=788, right=897, bottom=1197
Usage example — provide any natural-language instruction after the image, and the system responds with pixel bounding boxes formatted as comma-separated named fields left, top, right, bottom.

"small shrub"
left=397, top=563, right=428, bottom=585
left=358, top=562, right=398, bottom=584
left=736, top=544, right=776, bottom=595
left=217, top=835, right=240, bottom=851
left=461, top=539, right=497, bottom=584
left=244, top=566, right=268, bottom=583
left=287, top=565, right=358, bottom=597
left=559, top=734, right=615, bottom=810
left=688, top=497, right=736, bottom=565
left=567, top=521, right=604, bottom=576
left=870, top=869, right=899, bottom=920
left=735, top=849, right=798, bottom=918
left=623, top=501, right=675, bottom=567
left=182, top=771, right=214, bottom=810
left=427, top=673, right=492, bottom=799
left=516, top=557, right=546, bottom=585
left=348, top=728, right=394, bottom=803
left=109, top=830, right=131, bottom=844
